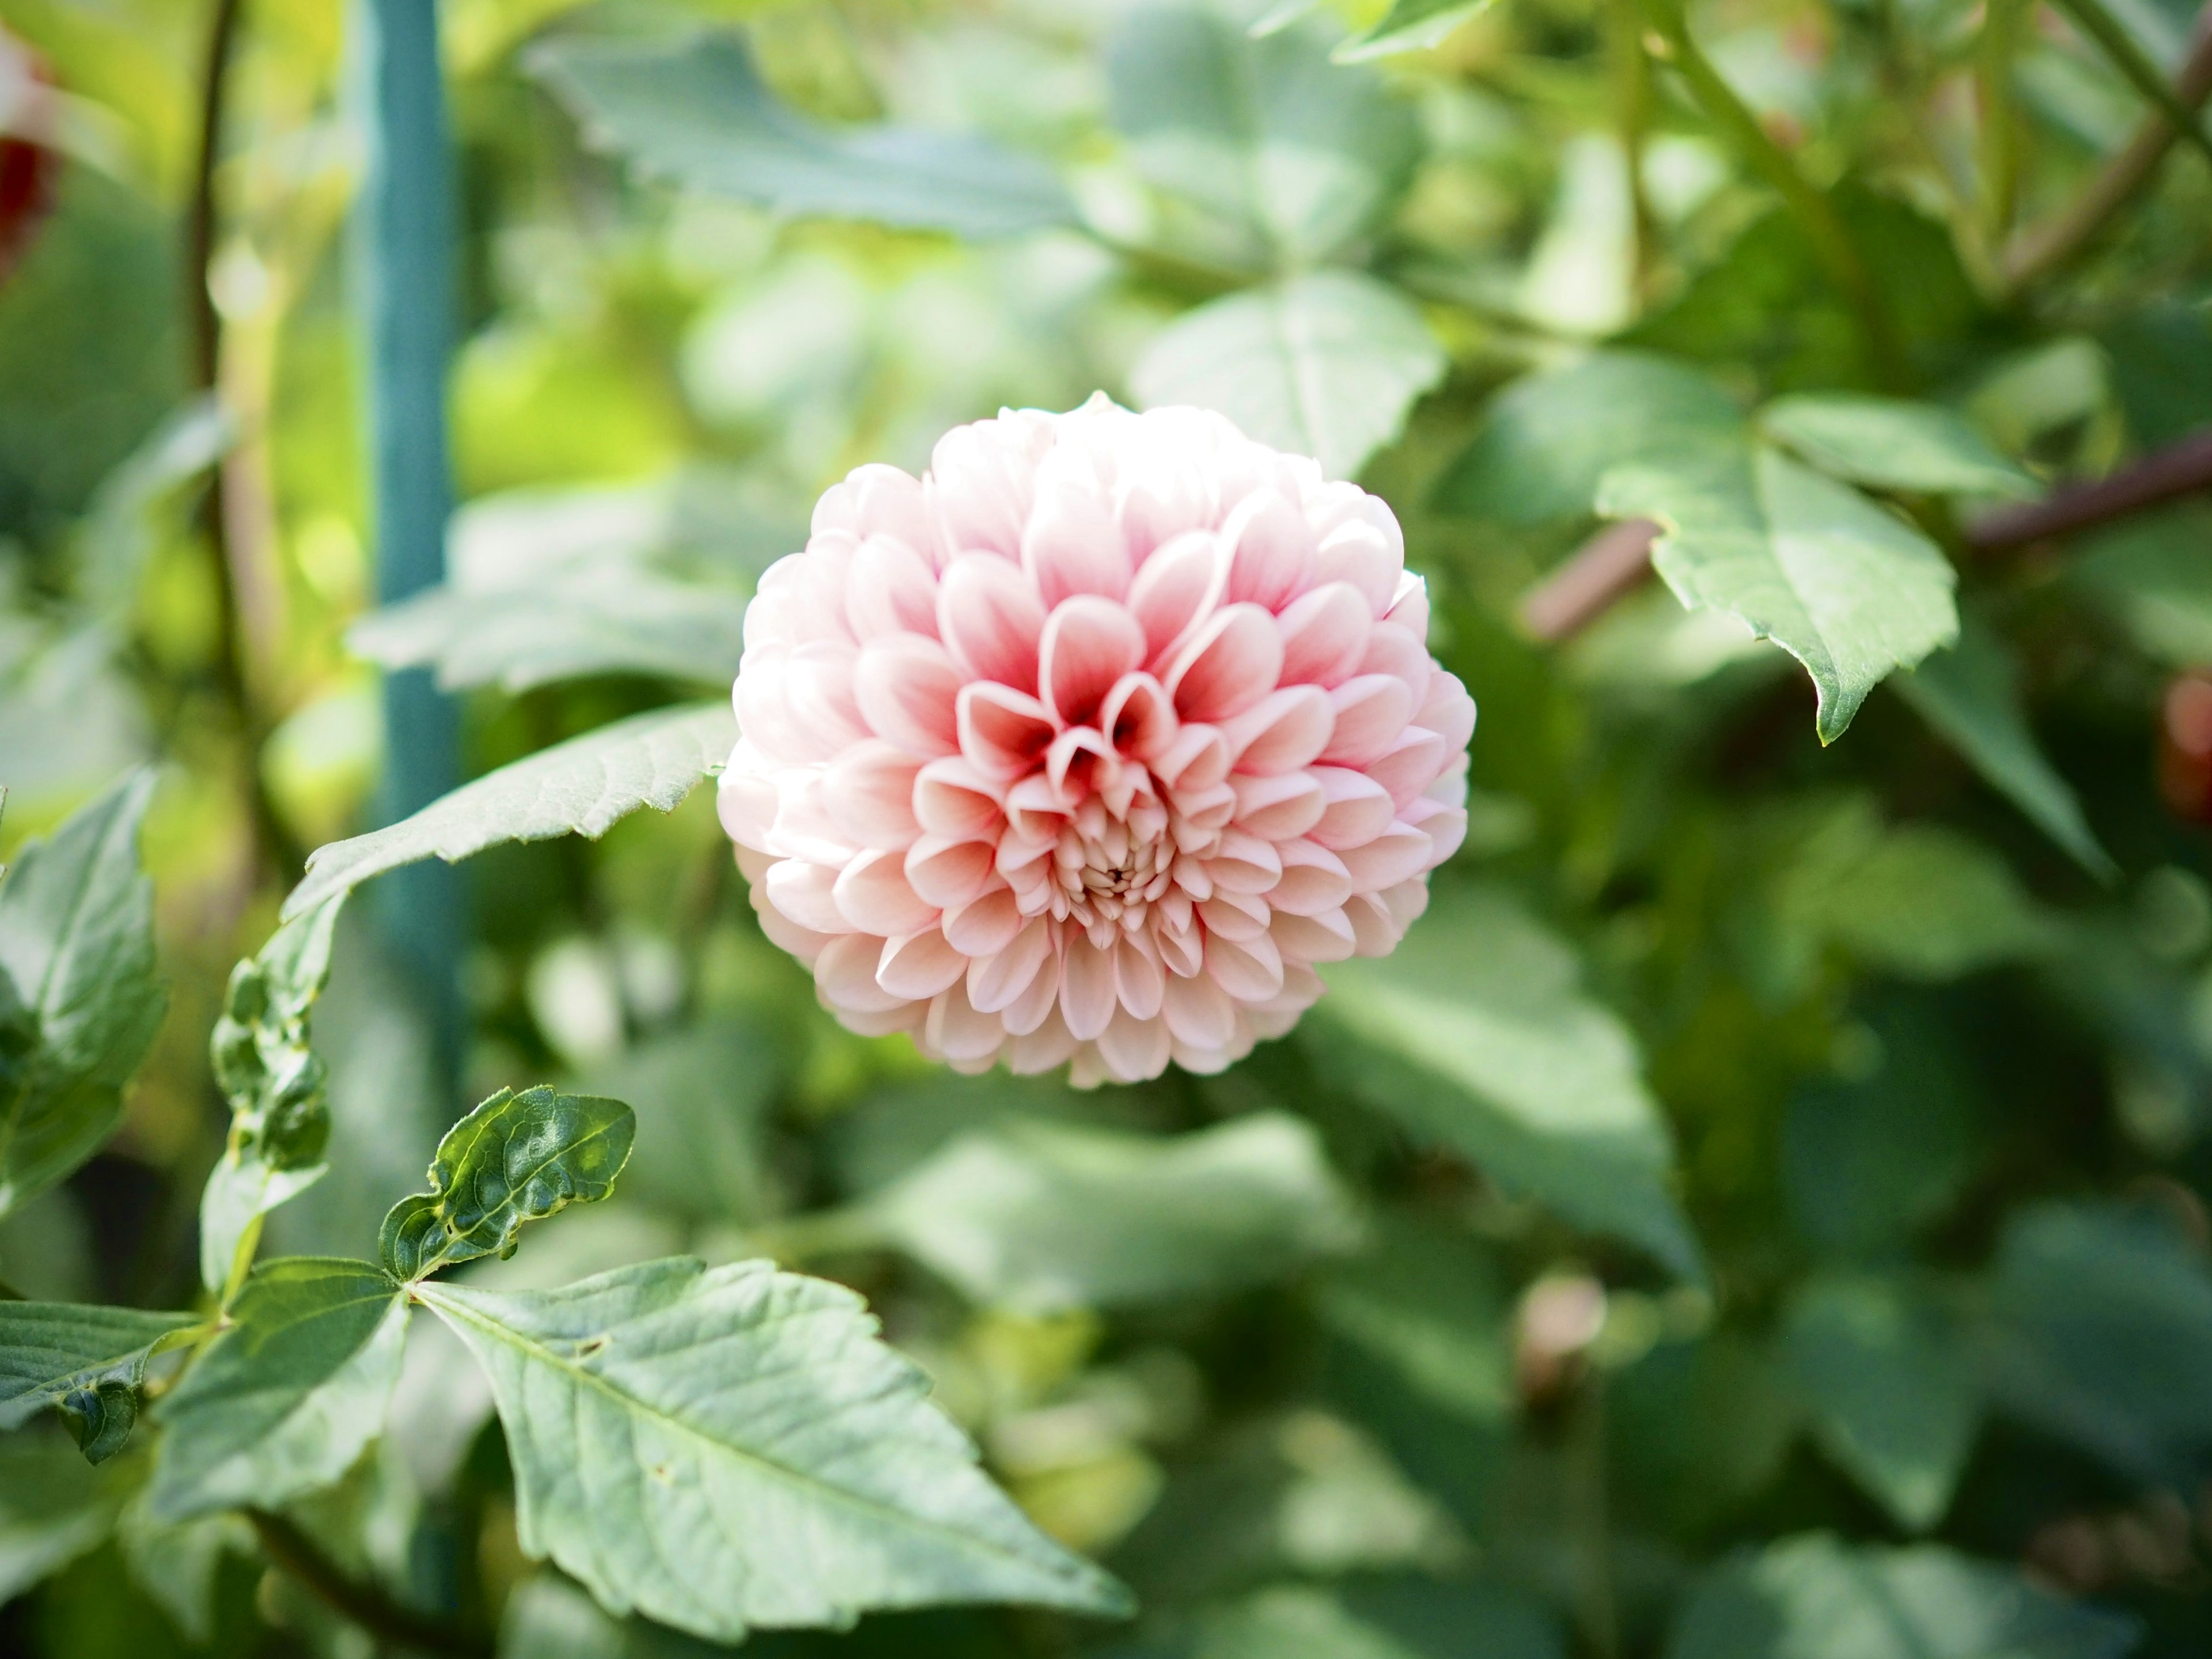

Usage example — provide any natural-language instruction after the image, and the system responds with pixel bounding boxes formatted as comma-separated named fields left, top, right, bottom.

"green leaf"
left=1664, top=1533, right=2137, bottom=1659
left=1108, top=2, right=1419, bottom=268
left=147, top=1257, right=409, bottom=1524
left=1315, top=1213, right=1514, bottom=1426
left=1783, top=1274, right=1979, bottom=1533
left=0, top=770, right=166, bottom=1218
left=526, top=33, right=1077, bottom=241
left=199, top=897, right=344, bottom=1297
left=0, top=1431, right=131, bottom=1603
left=0, top=1303, right=197, bottom=1435
left=1196, top=1580, right=1567, bottom=1659
left=1893, top=618, right=2114, bottom=881
left=1759, top=393, right=2041, bottom=499
left=1599, top=441, right=1960, bottom=742
left=1332, top=0, right=1495, bottom=62
left=1434, top=351, right=1744, bottom=525
left=1613, top=1335, right=1803, bottom=1533
left=117, top=1494, right=255, bottom=1647
left=854, top=1113, right=1360, bottom=1313
left=1130, top=270, right=1444, bottom=479
left=2042, top=0, right=2212, bottom=168
left=380, top=1085, right=635, bottom=1281
left=281, top=700, right=735, bottom=922
left=578, top=1018, right=780, bottom=1225
left=1316, top=883, right=1703, bottom=1281
left=2070, top=502, right=2212, bottom=667
left=415, top=1257, right=1132, bottom=1641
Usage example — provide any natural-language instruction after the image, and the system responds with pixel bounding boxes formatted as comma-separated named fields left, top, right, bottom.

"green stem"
left=248, top=1509, right=491, bottom=1659
left=1641, top=0, right=1910, bottom=390
left=2047, top=0, right=2212, bottom=166
left=1574, top=1376, right=1619, bottom=1659
left=744, top=1205, right=889, bottom=1264
left=1607, top=0, right=1659, bottom=305
left=1977, top=0, right=2028, bottom=239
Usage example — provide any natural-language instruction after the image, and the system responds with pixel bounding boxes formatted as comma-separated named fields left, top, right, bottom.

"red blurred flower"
left=2158, top=672, right=2212, bottom=822
left=0, top=25, right=56, bottom=283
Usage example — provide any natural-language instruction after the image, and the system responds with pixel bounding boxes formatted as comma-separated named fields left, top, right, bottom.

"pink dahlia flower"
left=718, top=395, right=1475, bottom=1086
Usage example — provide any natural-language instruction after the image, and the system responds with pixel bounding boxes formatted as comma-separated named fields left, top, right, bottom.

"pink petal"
left=1152, top=722, right=1229, bottom=792
left=815, top=931, right=904, bottom=1014
left=1320, top=675, right=1414, bottom=767
left=1204, top=929, right=1284, bottom=1002
left=1009, top=1006, right=1077, bottom=1074
left=1023, top=480, right=1129, bottom=606
left=1060, top=935, right=1118, bottom=1040
left=1164, top=603, right=1283, bottom=722
left=1385, top=572, right=1430, bottom=643
left=929, top=422, right=1035, bottom=557
left=1040, top=596, right=1147, bottom=728
left=822, top=741, right=923, bottom=851
left=1267, top=838, right=1353, bottom=916
left=1404, top=796, right=1468, bottom=864
left=1312, top=514, right=1403, bottom=612
left=876, top=927, right=969, bottom=999
left=1418, top=669, right=1478, bottom=753
left=782, top=641, right=869, bottom=757
left=967, top=914, right=1054, bottom=1013
left=1128, top=529, right=1228, bottom=668
left=764, top=859, right=853, bottom=935
left=1344, top=891, right=1401, bottom=956
left=834, top=848, right=940, bottom=936
left=1382, top=878, right=1431, bottom=931
left=1173, top=782, right=1238, bottom=839
left=1100, top=672, right=1177, bottom=762
left=1368, top=726, right=1449, bottom=808
left=1276, top=581, right=1372, bottom=688
left=1361, top=620, right=1434, bottom=703
left=1272, top=905, right=1356, bottom=964
left=1232, top=772, right=1325, bottom=842
left=938, top=553, right=1044, bottom=693
left=1219, top=487, right=1315, bottom=612
left=1339, top=824, right=1433, bottom=891
left=1096, top=1005, right=1172, bottom=1082
left=844, top=534, right=941, bottom=641
left=751, top=888, right=835, bottom=967
left=912, top=756, right=1006, bottom=841
left=957, top=682, right=1056, bottom=778
left=925, top=982, right=1005, bottom=1063
left=904, top=835, right=1001, bottom=910
left=1114, top=934, right=1166, bottom=1020
left=1206, top=828, right=1283, bottom=895
left=1046, top=726, right=1113, bottom=799
left=942, top=885, right=1024, bottom=956
left=1199, top=892, right=1270, bottom=941
left=1156, top=919, right=1205, bottom=978
left=717, top=768, right=778, bottom=851
left=854, top=635, right=960, bottom=757
left=845, top=463, right=933, bottom=552
left=1309, top=767, right=1397, bottom=851
left=1162, top=971, right=1236, bottom=1050
left=1001, top=942, right=1063, bottom=1035
left=1221, top=685, right=1334, bottom=777
left=1003, top=776, right=1072, bottom=844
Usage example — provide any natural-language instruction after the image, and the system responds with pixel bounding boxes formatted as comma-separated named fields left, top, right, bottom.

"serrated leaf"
left=416, top=1257, right=1132, bottom=1641
left=1434, top=350, right=1745, bottom=525
left=0, top=770, right=166, bottom=1217
left=1599, top=440, right=1960, bottom=742
left=1664, top=1533, right=2137, bottom=1659
left=381, top=1085, right=635, bottom=1281
left=0, top=1303, right=196, bottom=1438
left=1332, top=0, right=1495, bottom=62
left=148, top=1257, right=408, bottom=1524
left=281, top=700, right=735, bottom=922
left=0, top=1430, right=131, bottom=1603
left=199, top=897, right=344, bottom=1297
left=1783, top=1274, right=1979, bottom=1533
left=855, top=1113, right=1361, bottom=1313
left=1108, top=3, right=1419, bottom=268
left=1130, top=270, right=1444, bottom=479
left=1895, top=618, right=2114, bottom=881
left=527, top=33, right=1076, bottom=241
left=1759, top=393, right=2041, bottom=499
left=1316, top=884, right=1703, bottom=1282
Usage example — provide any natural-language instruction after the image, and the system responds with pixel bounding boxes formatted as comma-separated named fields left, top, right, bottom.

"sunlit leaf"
left=1664, top=1533, right=2137, bottom=1659
left=855, top=1113, right=1360, bottom=1312
left=147, top=1257, right=409, bottom=1524
left=381, top=1085, right=635, bottom=1281
left=416, top=1257, right=1134, bottom=1641
left=1599, top=441, right=1960, bottom=742
left=1130, top=270, right=1444, bottom=479
left=282, top=700, right=735, bottom=921
left=1759, top=393, right=2041, bottom=499
left=199, top=897, right=343, bottom=1297
left=1332, top=0, right=1496, bottom=62
left=1196, top=1580, right=1566, bottom=1659
left=0, top=769, right=165, bottom=1218
left=1783, top=1274, right=1979, bottom=1533
left=1317, top=883, right=1703, bottom=1281
left=527, top=33, right=1077, bottom=241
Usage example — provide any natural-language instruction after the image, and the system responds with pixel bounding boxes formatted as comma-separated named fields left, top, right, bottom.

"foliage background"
left=2, top=0, right=2211, bottom=1654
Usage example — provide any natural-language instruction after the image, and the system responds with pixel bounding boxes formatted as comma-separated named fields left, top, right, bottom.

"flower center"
left=1050, top=792, right=1175, bottom=936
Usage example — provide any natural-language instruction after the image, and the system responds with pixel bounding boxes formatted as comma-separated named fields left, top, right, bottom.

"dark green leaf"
left=282, top=700, right=735, bottom=922
left=380, top=1085, right=635, bottom=1281
left=1196, top=1580, right=1566, bottom=1659
left=855, top=1112, right=1360, bottom=1312
left=0, top=770, right=166, bottom=1217
left=1783, top=1274, right=1979, bottom=1532
left=1315, top=1213, right=1514, bottom=1426
left=1600, top=441, right=1960, bottom=743
left=416, top=1257, right=1132, bottom=1641
left=1893, top=617, right=2114, bottom=880
left=1759, top=394, right=2040, bottom=499
left=117, top=1495, right=255, bottom=1648
left=60, top=1379, right=138, bottom=1465
left=147, top=1257, right=409, bottom=1524
left=199, top=897, right=343, bottom=1297
left=527, top=33, right=1077, bottom=241
left=0, top=1302, right=196, bottom=1442
left=1108, top=2, right=1419, bottom=269
left=1612, top=1335, right=1802, bottom=1533
left=1664, top=1533, right=2137, bottom=1659
left=0, top=1430, right=132, bottom=1603
left=1317, top=883, right=1703, bottom=1281
left=1130, top=270, right=1445, bottom=479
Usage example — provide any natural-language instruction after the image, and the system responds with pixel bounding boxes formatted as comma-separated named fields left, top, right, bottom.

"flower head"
left=718, top=395, right=1474, bottom=1086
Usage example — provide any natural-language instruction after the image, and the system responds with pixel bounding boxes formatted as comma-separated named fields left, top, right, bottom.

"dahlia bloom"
left=717, top=395, right=1474, bottom=1086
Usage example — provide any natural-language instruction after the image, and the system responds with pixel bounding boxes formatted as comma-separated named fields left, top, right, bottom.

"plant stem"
left=2002, top=3, right=2212, bottom=289
left=1573, top=1377, right=1619, bottom=1659
left=2046, top=0, right=2212, bottom=167
left=1977, top=0, right=2028, bottom=240
left=247, top=1509, right=491, bottom=1659
left=1640, top=0, right=1910, bottom=391
left=1606, top=0, right=1658, bottom=305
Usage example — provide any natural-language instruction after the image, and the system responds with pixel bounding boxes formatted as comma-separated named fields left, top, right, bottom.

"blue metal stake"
left=353, top=0, right=462, bottom=1091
